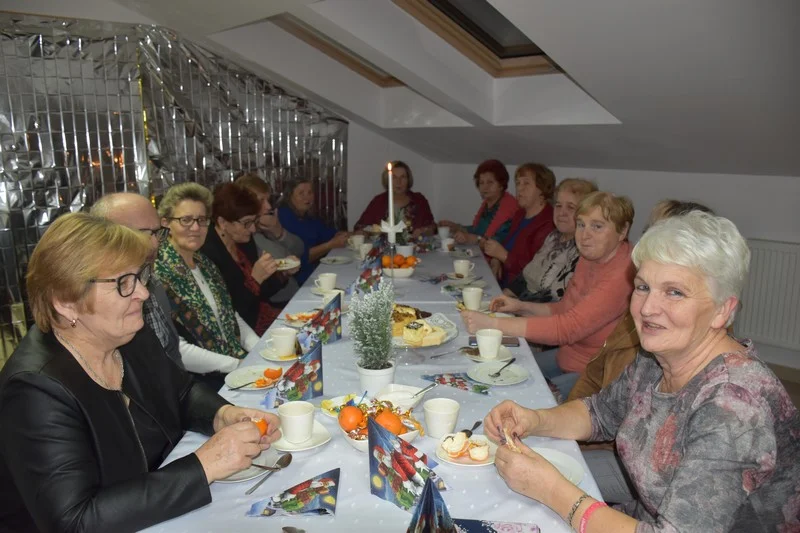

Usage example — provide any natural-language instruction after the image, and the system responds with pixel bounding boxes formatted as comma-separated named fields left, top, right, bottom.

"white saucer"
left=275, top=257, right=300, bottom=271
left=272, top=420, right=332, bottom=452
left=467, top=362, right=529, bottom=386
left=435, top=434, right=497, bottom=467
left=311, top=287, right=340, bottom=296
left=446, top=272, right=476, bottom=282
left=224, top=365, right=280, bottom=391
left=217, top=447, right=281, bottom=483
left=259, top=345, right=298, bottom=363
left=458, top=300, right=491, bottom=313
left=532, top=448, right=585, bottom=484
left=449, top=250, right=472, bottom=259
left=466, top=345, right=514, bottom=363
left=320, top=256, right=353, bottom=265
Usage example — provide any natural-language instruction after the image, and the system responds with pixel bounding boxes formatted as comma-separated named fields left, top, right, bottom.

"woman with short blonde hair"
left=0, top=212, right=280, bottom=532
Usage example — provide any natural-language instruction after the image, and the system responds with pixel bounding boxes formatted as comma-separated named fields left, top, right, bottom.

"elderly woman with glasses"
left=155, top=183, right=260, bottom=390
left=0, top=213, right=281, bottom=533
left=202, top=183, right=286, bottom=336
left=484, top=212, right=800, bottom=532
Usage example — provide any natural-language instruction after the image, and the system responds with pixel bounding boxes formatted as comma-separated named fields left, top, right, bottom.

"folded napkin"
left=420, top=373, right=490, bottom=395
left=368, top=419, right=447, bottom=512
left=347, top=266, right=383, bottom=296
left=419, top=273, right=448, bottom=284
left=407, top=477, right=541, bottom=533
left=262, top=341, right=323, bottom=407
left=440, top=280, right=488, bottom=299
left=247, top=468, right=340, bottom=517
left=299, top=292, right=342, bottom=345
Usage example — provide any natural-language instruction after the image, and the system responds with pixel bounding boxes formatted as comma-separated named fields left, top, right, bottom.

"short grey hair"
left=632, top=211, right=750, bottom=326
left=158, top=183, right=213, bottom=219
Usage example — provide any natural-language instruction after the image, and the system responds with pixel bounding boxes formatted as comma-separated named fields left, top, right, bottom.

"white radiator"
left=737, top=239, right=800, bottom=351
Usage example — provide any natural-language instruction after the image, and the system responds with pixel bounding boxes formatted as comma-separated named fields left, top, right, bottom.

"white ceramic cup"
left=278, top=401, right=315, bottom=444
left=396, top=244, right=414, bottom=257
left=437, top=226, right=450, bottom=240
left=423, top=398, right=460, bottom=439
left=359, top=243, right=373, bottom=260
left=265, top=327, right=297, bottom=357
left=315, top=273, right=337, bottom=291
left=476, top=328, right=503, bottom=360
left=453, top=259, right=475, bottom=277
left=441, top=237, right=455, bottom=252
left=348, top=234, right=365, bottom=249
left=462, top=287, right=484, bottom=311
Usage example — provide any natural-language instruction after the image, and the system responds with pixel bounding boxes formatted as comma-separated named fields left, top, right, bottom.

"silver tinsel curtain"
left=0, top=13, right=348, bottom=362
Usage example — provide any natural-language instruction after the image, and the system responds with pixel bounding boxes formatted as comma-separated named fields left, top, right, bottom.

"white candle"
left=387, top=162, right=395, bottom=244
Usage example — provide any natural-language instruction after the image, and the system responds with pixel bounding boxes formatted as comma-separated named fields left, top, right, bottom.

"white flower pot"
left=395, top=245, right=414, bottom=257
left=356, top=360, right=396, bottom=397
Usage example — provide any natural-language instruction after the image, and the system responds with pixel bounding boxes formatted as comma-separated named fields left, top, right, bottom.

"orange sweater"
left=525, top=240, right=635, bottom=373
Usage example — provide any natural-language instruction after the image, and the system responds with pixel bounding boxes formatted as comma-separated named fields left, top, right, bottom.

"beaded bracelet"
left=566, top=493, right=590, bottom=528
left=579, top=501, right=608, bottom=533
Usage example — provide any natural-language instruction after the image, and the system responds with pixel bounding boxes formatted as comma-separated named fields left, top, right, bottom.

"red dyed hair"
left=473, top=159, right=509, bottom=190
left=211, top=182, right=261, bottom=223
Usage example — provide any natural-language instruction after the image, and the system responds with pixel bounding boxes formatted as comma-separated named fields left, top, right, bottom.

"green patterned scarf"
left=155, top=240, right=246, bottom=358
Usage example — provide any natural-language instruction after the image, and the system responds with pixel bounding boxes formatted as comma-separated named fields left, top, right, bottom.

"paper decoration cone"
left=347, top=266, right=383, bottom=296
left=299, top=292, right=342, bottom=345
left=263, top=342, right=323, bottom=407
left=368, top=419, right=445, bottom=512
left=406, top=477, right=456, bottom=533
left=247, top=468, right=340, bottom=517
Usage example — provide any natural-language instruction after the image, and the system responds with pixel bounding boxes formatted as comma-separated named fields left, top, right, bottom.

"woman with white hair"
left=483, top=212, right=800, bottom=532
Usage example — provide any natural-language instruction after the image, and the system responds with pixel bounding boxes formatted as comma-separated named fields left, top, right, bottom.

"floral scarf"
left=155, top=240, right=246, bottom=358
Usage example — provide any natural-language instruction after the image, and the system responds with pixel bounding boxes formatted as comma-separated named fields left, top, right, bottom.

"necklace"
left=55, top=332, right=124, bottom=391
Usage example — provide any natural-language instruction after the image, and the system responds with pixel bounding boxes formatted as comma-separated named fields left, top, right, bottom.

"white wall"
left=346, top=121, right=436, bottom=229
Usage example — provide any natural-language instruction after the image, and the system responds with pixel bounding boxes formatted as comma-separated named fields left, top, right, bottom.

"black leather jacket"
left=0, top=326, right=229, bottom=532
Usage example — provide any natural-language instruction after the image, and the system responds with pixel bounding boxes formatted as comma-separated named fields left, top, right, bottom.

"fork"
left=229, top=381, right=256, bottom=391
left=489, top=358, right=516, bottom=378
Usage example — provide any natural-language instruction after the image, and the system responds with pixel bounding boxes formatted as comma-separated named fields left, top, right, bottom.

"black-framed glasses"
left=90, top=263, right=152, bottom=298
left=166, top=216, right=211, bottom=228
left=235, top=217, right=257, bottom=229
left=140, top=227, right=170, bottom=242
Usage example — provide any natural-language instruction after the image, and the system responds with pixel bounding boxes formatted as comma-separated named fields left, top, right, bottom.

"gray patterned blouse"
left=583, top=341, right=800, bottom=532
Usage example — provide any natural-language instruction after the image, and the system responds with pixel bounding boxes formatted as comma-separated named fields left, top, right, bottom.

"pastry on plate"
left=391, top=304, right=431, bottom=337
left=402, top=319, right=446, bottom=347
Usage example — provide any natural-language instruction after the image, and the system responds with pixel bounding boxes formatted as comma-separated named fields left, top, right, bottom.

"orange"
left=406, top=255, right=418, bottom=266
left=393, top=254, right=405, bottom=267
left=374, top=409, right=405, bottom=435
left=381, top=256, right=391, bottom=268
left=254, top=378, right=270, bottom=388
left=338, top=405, right=365, bottom=432
left=252, top=417, right=269, bottom=436
left=263, top=367, right=283, bottom=380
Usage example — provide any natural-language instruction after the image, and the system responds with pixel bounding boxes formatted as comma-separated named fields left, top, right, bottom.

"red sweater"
left=355, top=191, right=435, bottom=232
left=525, top=240, right=635, bottom=373
left=502, top=204, right=555, bottom=283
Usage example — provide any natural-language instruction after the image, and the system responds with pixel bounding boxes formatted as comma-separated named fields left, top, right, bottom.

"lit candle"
left=387, top=162, right=395, bottom=244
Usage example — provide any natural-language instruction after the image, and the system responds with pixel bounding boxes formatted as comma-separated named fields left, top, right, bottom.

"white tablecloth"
left=143, top=246, right=601, bottom=533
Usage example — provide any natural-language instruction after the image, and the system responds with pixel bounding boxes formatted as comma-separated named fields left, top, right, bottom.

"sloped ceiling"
left=8, top=0, right=798, bottom=175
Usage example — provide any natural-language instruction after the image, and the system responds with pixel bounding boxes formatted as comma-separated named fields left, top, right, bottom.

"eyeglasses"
left=90, top=263, right=152, bottom=298
left=140, top=227, right=170, bottom=242
left=235, top=217, right=257, bottom=229
left=166, top=216, right=211, bottom=228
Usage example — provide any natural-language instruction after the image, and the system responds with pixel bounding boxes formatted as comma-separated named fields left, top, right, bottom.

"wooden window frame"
left=393, top=0, right=556, bottom=78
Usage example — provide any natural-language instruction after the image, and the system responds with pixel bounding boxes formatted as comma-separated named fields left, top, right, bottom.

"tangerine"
left=263, top=367, right=283, bottom=380
left=381, top=256, right=392, bottom=268
left=374, top=409, right=405, bottom=435
left=338, top=405, right=365, bottom=432
left=406, top=255, right=418, bottom=266
left=252, top=417, right=269, bottom=436
left=254, top=377, right=270, bottom=388
left=393, top=254, right=405, bottom=267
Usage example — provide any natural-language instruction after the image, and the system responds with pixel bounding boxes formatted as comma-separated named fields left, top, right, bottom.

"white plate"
left=392, top=313, right=458, bottom=348
left=272, top=420, right=332, bottom=452
left=532, top=448, right=585, bottom=484
left=465, top=345, right=514, bottom=363
left=435, top=434, right=497, bottom=467
left=467, top=362, right=529, bottom=386
left=259, top=345, right=298, bottom=363
left=319, top=393, right=362, bottom=418
left=224, top=365, right=280, bottom=391
left=275, top=257, right=300, bottom=271
left=217, top=447, right=281, bottom=483
left=320, top=256, right=353, bottom=265
left=446, top=272, right=476, bottom=282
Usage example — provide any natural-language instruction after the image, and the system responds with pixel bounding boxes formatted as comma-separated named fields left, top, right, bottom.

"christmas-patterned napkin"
left=420, top=372, right=490, bottom=395
left=247, top=468, right=340, bottom=517
left=262, top=341, right=323, bottom=407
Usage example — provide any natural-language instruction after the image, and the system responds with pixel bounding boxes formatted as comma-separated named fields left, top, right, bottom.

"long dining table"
left=144, top=245, right=602, bottom=533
